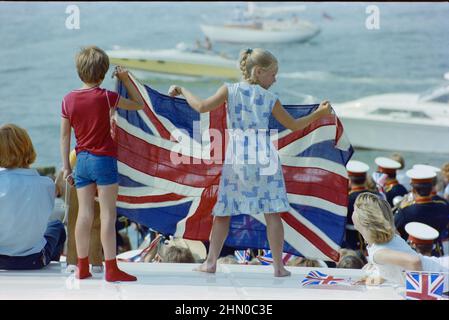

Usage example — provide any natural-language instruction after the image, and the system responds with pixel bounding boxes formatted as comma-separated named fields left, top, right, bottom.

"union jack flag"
left=301, top=270, right=347, bottom=286
left=256, top=249, right=295, bottom=265
left=114, top=74, right=353, bottom=262
left=405, top=271, right=445, bottom=300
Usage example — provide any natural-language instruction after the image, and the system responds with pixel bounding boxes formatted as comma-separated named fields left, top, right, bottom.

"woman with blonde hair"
left=0, top=124, right=66, bottom=270
left=353, top=192, right=449, bottom=287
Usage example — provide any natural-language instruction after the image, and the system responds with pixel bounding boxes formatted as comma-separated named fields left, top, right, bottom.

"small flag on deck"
left=405, top=271, right=445, bottom=300
left=301, top=270, right=348, bottom=286
left=256, top=249, right=295, bottom=265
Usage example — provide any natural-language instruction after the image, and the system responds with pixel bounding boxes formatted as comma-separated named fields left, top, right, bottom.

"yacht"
left=333, top=81, right=449, bottom=154
left=200, top=3, right=320, bottom=44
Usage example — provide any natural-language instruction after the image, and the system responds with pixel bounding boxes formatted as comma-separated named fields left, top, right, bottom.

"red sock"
left=105, top=259, right=137, bottom=282
left=76, top=256, right=92, bottom=279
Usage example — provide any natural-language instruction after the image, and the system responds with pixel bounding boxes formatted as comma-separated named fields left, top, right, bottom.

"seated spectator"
left=158, top=237, right=206, bottom=263
left=286, top=257, right=321, bottom=268
left=337, top=255, right=365, bottom=269
left=0, top=124, right=66, bottom=270
left=162, top=246, right=195, bottom=263
left=217, top=255, right=239, bottom=265
left=339, top=248, right=367, bottom=265
left=56, top=151, right=103, bottom=272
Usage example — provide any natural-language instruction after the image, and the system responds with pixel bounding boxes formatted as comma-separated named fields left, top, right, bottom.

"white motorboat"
left=333, top=81, right=449, bottom=154
left=200, top=20, right=320, bottom=44
left=106, top=45, right=240, bottom=79
left=200, top=3, right=320, bottom=44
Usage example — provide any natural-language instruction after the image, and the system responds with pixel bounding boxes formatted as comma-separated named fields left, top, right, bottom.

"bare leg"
left=195, top=216, right=231, bottom=273
left=97, top=183, right=118, bottom=260
left=265, top=213, right=291, bottom=277
left=75, top=184, right=96, bottom=258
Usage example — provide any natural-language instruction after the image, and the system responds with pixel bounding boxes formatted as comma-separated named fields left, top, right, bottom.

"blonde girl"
left=168, top=48, right=331, bottom=277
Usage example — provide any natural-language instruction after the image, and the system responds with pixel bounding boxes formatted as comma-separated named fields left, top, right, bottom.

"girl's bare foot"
left=194, top=261, right=216, bottom=273
left=274, top=267, right=291, bottom=277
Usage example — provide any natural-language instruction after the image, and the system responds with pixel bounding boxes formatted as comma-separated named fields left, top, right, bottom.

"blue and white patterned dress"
left=212, top=82, right=291, bottom=216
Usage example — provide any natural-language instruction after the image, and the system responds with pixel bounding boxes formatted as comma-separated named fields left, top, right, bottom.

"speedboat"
left=200, top=3, right=320, bottom=44
left=333, top=80, right=449, bottom=154
left=106, top=45, right=240, bottom=80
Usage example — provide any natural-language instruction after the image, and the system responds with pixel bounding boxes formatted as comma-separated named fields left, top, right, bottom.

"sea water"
left=0, top=2, right=448, bottom=172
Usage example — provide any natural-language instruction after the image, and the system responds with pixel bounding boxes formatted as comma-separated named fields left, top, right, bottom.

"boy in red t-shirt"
left=60, top=46, right=144, bottom=282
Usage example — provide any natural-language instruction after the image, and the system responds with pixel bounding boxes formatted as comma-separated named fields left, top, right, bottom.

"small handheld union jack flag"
left=301, top=270, right=349, bottom=286
left=405, top=271, right=445, bottom=300
left=256, top=249, right=295, bottom=265
left=234, top=249, right=252, bottom=264
left=117, top=234, right=163, bottom=262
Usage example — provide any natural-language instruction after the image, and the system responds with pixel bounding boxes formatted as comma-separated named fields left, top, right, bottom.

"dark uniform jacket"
left=394, top=198, right=449, bottom=241
left=385, top=181, right=408, bottom=208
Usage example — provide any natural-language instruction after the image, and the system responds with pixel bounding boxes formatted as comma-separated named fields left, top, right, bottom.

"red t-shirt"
left=62, top=87, right=120, bottom=157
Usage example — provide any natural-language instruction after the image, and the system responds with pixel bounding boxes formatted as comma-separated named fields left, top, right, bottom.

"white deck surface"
left=0, top=262, right=406, bottom=300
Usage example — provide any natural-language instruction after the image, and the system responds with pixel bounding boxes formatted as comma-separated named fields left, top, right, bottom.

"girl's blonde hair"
left=0, top=124, right=36, bottom=169
left=354, top=192, right=396, bottom=244
left=239, top=48, right=278, bottom=85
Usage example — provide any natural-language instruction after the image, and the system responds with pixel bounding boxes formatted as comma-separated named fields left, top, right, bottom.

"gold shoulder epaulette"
left=399, top=200, right=414, bottom=209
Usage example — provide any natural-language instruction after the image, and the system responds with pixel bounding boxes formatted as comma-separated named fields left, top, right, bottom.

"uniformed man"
left=374, top=157, right=408, bottom=207
left=405, top=222, right=439, bottom=257
left=343, top=160, right=374, bottom=251
left=413, top=164, right=448, bottom=204
left=394, top=168, right=449, bottom=256
left=413, top=164, right=449, bottom=256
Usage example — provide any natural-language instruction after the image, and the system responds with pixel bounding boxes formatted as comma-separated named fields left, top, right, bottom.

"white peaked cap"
left=406, top=167, right=436, bottom=183
left=346, top=160, right=370, bottom=175
left=413, top=164, right=441, bottom=174
left=375, top=157, right=401, bottom=170
left=405, top=222, right=439, bottom=244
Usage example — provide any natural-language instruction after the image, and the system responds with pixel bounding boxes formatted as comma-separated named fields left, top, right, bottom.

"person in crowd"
left=405, top=222, right=439, bottom=257
left=337, top=255, right=365, bottom=269
left=352, top=192, right=448, bottom=288
left=55, top=150, right=104, bottom=273
left=394, top=168, right=449, bottom=250
left=217, top=255, right=239, bottom=265
left=372, top=157, right=408, bottom=207
left=442, top=163, right=449, bottom=202
left=162, top=246, right=195, bottom=263
left=390, top=152, right=410, bottom=191
left=0, top=124, right=66, bottom=270
left=344, top=160, right=376, bottom=252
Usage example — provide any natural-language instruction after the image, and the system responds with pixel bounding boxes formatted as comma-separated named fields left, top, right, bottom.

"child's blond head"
left=239, top=48, right=277, bottom=85
left=353, top=192, right=396, bottom=244
left=0, top=124, right=36, bottom=169
left=75, top=46, right=110, bottom=84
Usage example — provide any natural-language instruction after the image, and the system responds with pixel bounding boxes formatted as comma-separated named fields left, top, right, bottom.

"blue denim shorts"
left=74, top=151, right=118, bottom=188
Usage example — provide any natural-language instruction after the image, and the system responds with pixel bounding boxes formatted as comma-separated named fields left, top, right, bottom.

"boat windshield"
left=418, top=84, right=449, bottom=103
